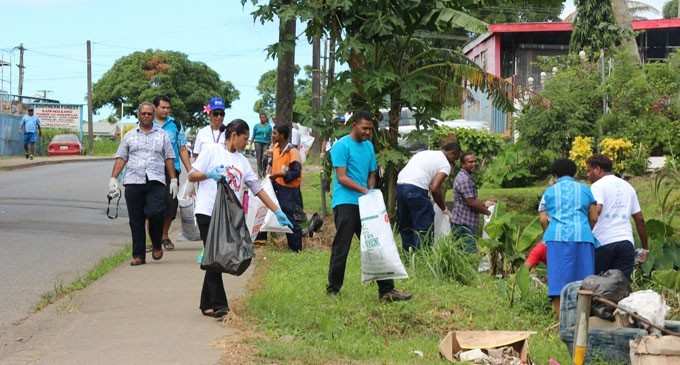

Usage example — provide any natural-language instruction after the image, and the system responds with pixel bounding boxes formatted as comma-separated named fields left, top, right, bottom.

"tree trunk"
left=275, top=10, right=296, bottom=127
left=610, top=0, right=641, bottom=64
left=385, top=93, right=401, bottom=218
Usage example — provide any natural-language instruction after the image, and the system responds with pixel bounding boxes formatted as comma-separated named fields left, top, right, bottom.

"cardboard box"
left=438, top=330, right=536, bottom=363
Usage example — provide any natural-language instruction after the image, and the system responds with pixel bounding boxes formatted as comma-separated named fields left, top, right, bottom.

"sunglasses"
left=140, top=112, right=154, bottom=116
left=211, top=110, right=225, bottom=117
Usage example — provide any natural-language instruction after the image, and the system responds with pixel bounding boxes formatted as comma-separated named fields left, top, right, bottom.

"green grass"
left=245, top=245, right=569, bottom=364
left=34, top=245, right=131, bottom=312
left=302, top=169, right=330, bottom=215
left=90, top=138, right=120, bottom=157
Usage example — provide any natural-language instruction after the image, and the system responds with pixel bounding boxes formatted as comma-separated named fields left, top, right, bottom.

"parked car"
left=47, top=134, right=82, bottom=156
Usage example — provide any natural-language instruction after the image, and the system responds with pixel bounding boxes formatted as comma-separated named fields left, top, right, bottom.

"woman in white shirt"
left=189, top=118, right=292, bottom=318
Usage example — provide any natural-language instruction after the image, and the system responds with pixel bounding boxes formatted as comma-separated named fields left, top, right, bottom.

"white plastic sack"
left=481, top=204, right=496, bottom=239
left=358, top=190, right=408, bottom=283
left=433, top=204, right=451, bottom=240
left=245, top=185, right=269, bottom=240
left=257, top=177, right=293, bottom=234
left=178, top=182, right=201, bottom=241
left=298, top=134, right=315, bottom=164
left=618, top=290, right=669, bottom=328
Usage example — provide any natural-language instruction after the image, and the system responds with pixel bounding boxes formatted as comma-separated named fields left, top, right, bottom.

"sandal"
left=161, top=239, right=175, bottom=251
left=201, top=307, right=229, bottom=318
left=152, top=247, right=163, bottom=260
left=130, top=257, right=146, bottom=266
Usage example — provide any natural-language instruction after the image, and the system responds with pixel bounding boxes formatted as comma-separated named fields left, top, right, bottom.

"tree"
left=570, top=0, right=623, bottom=54
left=253, top=65, right=310, bottom=120
left=663, top=0, right=680, bottom=18
left=93, top=50, right=239, bottom=128
left=564, top=1, right=659, bottom=21
left=473, top=0, right=564, bottom=23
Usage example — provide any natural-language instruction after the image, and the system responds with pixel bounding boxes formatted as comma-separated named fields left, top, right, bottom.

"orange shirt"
left=272, top=143, right=302, bottom=188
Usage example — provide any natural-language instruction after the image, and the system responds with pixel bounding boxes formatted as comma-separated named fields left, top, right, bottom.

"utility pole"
left=86, top=40, right=94, bottom=155
left=36, top=89, right=52, bottom=99
left=17, top=43, right=25, bottom=101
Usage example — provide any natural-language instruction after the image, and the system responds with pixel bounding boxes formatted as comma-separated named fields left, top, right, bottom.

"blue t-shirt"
left=154, top=116, right=186, bottom=172
left=330, top=135, right=377, bottom=208
left=539, top=176, right=596, bottom=244
left=252, top=123, right=272, bottom=144
left=21, top=115, right=40, bottom=133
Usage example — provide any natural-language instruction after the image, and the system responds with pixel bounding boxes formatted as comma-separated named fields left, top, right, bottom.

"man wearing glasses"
left=108, top=102, right=178, bottom=266
left=193, top=97, right=227, bottom=158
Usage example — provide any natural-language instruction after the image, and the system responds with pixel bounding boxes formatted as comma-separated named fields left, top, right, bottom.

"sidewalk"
left=0, top=155, right=114, bottom=171
left=0, top=232, right=252, bottom=365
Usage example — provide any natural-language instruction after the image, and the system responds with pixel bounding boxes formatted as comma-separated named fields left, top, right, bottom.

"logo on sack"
left=361, top=224, right=381, bottom=249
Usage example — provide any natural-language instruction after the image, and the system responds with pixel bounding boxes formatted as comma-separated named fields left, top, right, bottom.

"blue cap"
left=208, top=96, right=225, bottom=111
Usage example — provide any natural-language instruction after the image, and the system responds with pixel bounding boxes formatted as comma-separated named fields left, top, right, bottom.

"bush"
left=483, top=142, right=555, bottom=188
left=599, top=137, right=633, bottom=173
left=429, top=126, right=503, bottom=168
left=414, top=235, right=479, bottom=285
left=569, top=136, right=594, bottom=175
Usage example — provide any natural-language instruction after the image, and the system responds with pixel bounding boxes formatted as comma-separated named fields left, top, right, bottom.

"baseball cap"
left=208, top=96, right=225, bottom=111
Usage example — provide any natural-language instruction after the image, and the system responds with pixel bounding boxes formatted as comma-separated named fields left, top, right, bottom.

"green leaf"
left=516, top=265, right=531, bottom=298
left=515, top=217, right=542, bottom=253
left=435, top=8, right=488, bottom=34
left=646, top=219, right=672, bottom=240
left=478, top=238, right=504, bottom=250
left=652, top=269, right=680, bottom=291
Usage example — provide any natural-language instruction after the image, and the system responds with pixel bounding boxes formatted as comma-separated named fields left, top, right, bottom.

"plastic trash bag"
left=358, top=190, right=408, bottom=283
left=581, top=269, right=631, bottom=320
left=178, top=182, right=201, bottom=241
left=259, top=177, right=293, bottom=234
left=618, top=290, right=669, bottom=328
left=245, top=183, right=269, bottom=240
left=201, top=180, right=253, bottom=276
left=433, top=204, right=451, bottom=240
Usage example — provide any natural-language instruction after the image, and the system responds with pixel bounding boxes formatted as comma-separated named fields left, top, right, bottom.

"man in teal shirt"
left=20, top=107, right=41, bottom=160
left=252, top=113, right=272, bottom=177
left=153, top=95, right=192, bottom=251
left=327, top=111, right=412, bottom=302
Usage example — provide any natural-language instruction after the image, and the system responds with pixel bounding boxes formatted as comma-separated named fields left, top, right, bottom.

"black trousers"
left=595, top=240, right=636, bottom=279
left=254, top=142, right=269, bottom=177
left=124, top=180, right=166, bottom=259
left=164, top=169, right=180, bottom=220
left=196, top=214, right=228, bottom=312
left=272, top=181, right=303, bottom=251
left=327, top=204, right=394, bottom=295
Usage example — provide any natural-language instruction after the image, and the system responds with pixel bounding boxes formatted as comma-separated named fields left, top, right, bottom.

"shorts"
left=164, top=169, right=180, bottom=220
left=24, top=132, right=37, bottom=144
left=546, top=241, right=594, bottom=297
left=595, top=240, right=636, bottom=279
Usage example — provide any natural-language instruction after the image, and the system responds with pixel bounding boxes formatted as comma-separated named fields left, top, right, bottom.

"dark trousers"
left=196, top=214, right=229, bottom=311
left=595, top=240, right=636, bottom=279
left=254, top=142, right=269, bottom=177
left=396, top=184, right=434, bottom=251
left=124, top=180, right=167, bottom=259
left=452, top=224, right=478, bottom=253
left=272, top=181, right=303, bottom=251
left=164, top=169, right=180, bottom=220
left=327, top=204, right=394, bottom=295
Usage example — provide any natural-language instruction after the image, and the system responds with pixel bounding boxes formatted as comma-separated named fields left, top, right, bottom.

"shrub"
left=569, top=136, right=593, bottom=175
left=599, top=137, right=633, bottom=173
left=483, top=142, right=555, bottom=188
left=414, top=234, right=479, bottom=285
left=430, top=126, right=503, bottom=168
left=625, top=143, right=650, bottom=176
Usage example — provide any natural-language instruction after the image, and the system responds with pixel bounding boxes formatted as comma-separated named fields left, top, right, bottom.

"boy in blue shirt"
left=327, top=111, right=412, bottom=302
left=20, top=107, right=41, bottom=160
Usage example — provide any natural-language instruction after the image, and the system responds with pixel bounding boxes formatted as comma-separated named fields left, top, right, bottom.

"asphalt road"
left=0, top=161, right=130, bottom=330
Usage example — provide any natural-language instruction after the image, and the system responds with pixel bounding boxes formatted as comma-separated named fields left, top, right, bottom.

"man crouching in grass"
left=326, top=111, right=412, bottom=302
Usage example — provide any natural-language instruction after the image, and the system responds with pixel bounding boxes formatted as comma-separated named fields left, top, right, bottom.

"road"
left=0, top=161, right=129, bottom=330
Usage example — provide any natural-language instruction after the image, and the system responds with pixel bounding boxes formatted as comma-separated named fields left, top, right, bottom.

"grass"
left=245, top=245, right=569, bottom=364
left=302, top=169, right=331, bottom=216
left=90, top=138, right=120, bottom=157
left=34, top=245, right=131, bottom=312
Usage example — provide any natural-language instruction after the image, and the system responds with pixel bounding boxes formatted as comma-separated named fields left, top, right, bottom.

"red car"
left=47, top=134, right=82, bottom=156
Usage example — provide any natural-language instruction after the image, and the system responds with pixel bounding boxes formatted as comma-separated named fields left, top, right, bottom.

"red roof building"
left=462, top=19, right=680, bottom=133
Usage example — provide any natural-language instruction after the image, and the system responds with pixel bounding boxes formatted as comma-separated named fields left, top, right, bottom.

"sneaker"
left=379, top=289, right=413, bottom=303
left=29, top=154, right=34, bottom=160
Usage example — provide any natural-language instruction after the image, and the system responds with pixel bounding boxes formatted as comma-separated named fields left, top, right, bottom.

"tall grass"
left=407, top=234, right=480, bottom=285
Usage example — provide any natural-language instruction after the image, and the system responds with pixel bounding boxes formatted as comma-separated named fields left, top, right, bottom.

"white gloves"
left=108, top=177, right=121, bottom=199
left=169, top=178, right=179, bottom=199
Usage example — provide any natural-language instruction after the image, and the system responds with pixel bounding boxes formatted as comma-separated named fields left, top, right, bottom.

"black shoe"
left=379, top=289, right=413, bottom=303
left=25, top=153, right=29, bottom=159
left=161, top=238, right=175, bottom=251
left=326, top=286, right=340, bottom=296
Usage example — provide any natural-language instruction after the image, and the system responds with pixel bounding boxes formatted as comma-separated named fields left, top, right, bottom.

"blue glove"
left=274, top=209, right=294, bottom=229
left=206, top=165, right=225, bottom=181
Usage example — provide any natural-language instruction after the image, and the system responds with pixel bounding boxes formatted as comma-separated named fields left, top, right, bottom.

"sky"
left=0, top=0, right=670, bottom=126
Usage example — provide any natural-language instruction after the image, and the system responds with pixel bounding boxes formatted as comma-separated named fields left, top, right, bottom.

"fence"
left=0, top=113, right=25, bottom=155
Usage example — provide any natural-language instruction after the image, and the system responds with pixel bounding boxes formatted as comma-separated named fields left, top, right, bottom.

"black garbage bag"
left=581, top=269, right=631, bottom=320
left=201, top=179, right=254, bottom=276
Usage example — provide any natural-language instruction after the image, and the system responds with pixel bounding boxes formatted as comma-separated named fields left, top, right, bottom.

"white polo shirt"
left=193, top=124, right=225, bottom=156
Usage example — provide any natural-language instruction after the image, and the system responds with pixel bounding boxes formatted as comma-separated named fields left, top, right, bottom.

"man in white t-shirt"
left=396, top=141, right=461, bottom=251
left=587, top=154, right=649, bottom=279
left=193, top=97, right=227, bottom=157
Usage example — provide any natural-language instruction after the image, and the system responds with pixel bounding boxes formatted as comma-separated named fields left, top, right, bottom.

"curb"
left=0, top=157, right=115, bottom=171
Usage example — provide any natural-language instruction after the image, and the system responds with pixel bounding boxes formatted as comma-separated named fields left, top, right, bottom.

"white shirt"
left=291, top=126, right=301, bottom=147
left=193, top=125, right=225, bottom=156
left=397, top=150, right=451, bottom=191
left=591, top=174, right=641, bottom=246
left=192, top=144, right=262, bottom=216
